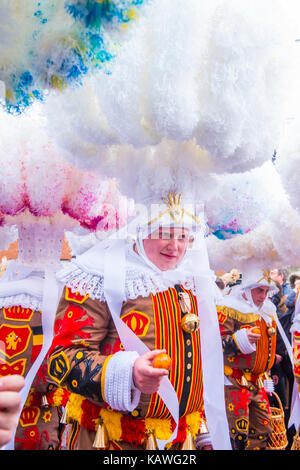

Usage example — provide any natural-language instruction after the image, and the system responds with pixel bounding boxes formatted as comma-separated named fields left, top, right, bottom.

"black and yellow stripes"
left=68, top=421, right=80, bottom=450
left=146, top=286, right=203, bottom=419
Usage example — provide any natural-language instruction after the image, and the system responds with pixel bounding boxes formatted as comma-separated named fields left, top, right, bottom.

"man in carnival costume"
left=48, top=190, right=232, bottom=451
left=217, top=267, right=280, bottom=450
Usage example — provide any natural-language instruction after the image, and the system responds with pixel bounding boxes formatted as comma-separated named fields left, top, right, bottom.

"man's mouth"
left=160, top=253, right=177, bottom=259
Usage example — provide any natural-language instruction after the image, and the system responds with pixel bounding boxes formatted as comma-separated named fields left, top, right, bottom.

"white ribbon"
left=289, top=296, right=300, bottom=431
left=289, top=381, right=300, bottom=431
left=103, top=239, right=179, bottom=450
left=192, top=238, right=232, bottom=450
left=1, top=268, right=60, bottom=450
left=266, top=311, right=300, bottom=432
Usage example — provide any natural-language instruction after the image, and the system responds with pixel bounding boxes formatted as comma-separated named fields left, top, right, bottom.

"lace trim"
left=0, top=293, right=42, bottom=311
left=57, top=264, right=195, bottom=301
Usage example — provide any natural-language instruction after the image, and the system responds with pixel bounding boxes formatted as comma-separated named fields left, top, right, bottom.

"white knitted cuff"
left=233, top=329, right=256, bottom=354
left=195, top=432, right=213, bottom=449
left=104, top=350, right=141, bottom=412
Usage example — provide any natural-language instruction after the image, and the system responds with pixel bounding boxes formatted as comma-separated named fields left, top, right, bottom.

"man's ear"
left=188, top=236, right=194, bottom=249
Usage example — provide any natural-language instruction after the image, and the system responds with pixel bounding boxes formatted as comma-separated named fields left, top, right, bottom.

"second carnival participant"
left=217, top=267, right=279, bottom=450
left=47, top=190, right=231, bottom=451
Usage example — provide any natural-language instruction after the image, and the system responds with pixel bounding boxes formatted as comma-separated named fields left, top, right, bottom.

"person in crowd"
left=270, top=270, right=300, bottom=435
left=270, top=269, right=293, bottom=316
left=217, top=267, right=278, bottom=450
left=47, top=190, right=231, bottom=450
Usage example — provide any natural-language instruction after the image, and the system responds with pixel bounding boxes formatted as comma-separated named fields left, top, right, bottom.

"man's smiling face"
left=143, top=226, right=192, bottom=271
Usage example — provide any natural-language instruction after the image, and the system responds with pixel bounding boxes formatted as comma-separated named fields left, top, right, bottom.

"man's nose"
left=167, top=237, right=179, bottom=250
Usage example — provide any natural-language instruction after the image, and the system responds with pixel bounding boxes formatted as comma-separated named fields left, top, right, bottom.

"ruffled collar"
left=56, top=239, right=195, bottom=301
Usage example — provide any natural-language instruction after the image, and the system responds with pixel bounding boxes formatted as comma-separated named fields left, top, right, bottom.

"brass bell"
left=145, top=430, right=158, bottom=450
left=256, top=377, right=264, bottom=389
left=93, top=419, right=109, bottom=449
left=241, top=375, right=249, bottom=387
left=181, top=313, right=200, bottom=333
left=181, top=428, right=195, bottom=450
left=199, top=420, right=209, bottom=435
left=60, top=403, right=69, bottom=424
left=41, top=394, right=49, bottom=408
left=267, top=326, right=276, bottom=337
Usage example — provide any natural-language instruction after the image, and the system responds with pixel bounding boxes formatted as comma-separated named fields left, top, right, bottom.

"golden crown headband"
left=147, top=192, right=201, bottom=226
left=256, top=269, right=275, bottom=286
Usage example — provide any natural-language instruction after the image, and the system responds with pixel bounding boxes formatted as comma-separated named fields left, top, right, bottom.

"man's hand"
left=133, top=350, right=170, bottom=394
left=0, top=375, right=24, bottom=447
left=246, top=329, right=261, bottom=344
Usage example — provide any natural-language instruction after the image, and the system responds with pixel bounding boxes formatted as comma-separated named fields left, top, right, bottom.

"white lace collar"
left=56, top=241, right=195, bottom=301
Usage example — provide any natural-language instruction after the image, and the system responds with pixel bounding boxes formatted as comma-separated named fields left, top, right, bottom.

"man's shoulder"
left=216, top=303, right=260, bottom=323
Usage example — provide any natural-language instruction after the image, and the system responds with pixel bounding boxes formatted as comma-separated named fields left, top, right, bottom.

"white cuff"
left=233, top=329, right=257, bottom=354
left=195, top=433, right=213, bottom=449
left=104, top=350, right=141, bottom=412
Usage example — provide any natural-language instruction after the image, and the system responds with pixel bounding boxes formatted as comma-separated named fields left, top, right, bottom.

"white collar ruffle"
left=56, top=240, right=195, bottom=301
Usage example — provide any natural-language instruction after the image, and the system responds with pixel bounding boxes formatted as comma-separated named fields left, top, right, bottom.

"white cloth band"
left=233, top=328, right=257, bottom=355
left=2, top=268, right=60, bottom=450
left=193, top=238, right=232, bottom=450
left=104, top=350, right=141, bottom=412
left=103, top=239, right=180, bottom=451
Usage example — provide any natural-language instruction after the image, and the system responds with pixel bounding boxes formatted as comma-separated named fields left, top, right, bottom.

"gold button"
left=186, top=339, right=191, bottom=346
left=187, top=364, right=191, bottom=370
left=187, top=352, right=192, bottom=358
left=186, top=376, right=191, bottom=382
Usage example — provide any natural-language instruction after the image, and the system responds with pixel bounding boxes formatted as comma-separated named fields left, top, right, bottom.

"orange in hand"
left=251, top=327, right=261, bottom=334
left=153, top=353, right=172, bottom=370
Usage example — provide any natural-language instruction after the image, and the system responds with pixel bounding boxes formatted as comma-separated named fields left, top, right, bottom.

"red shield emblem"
left=217, top=310, right=227, bottom=325
left=0, top=324, right=32, bottom=358
left=121, top=311, right=150, bottom=337
left=0, top=358, right=26, bottom=376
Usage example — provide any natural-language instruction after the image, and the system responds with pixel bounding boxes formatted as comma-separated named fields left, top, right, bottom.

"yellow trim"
left=65, top=393, right=205, bottom=443
left=0, top=324, right=32, bottom=359
left=186, top=411, right=203, bottom=438
left=48, top=351, right=70, bottom=384
left=232, top=333, right=242, bottom=352
left=147, top=191, right=201, bottom=226
left=19, top=406, right=40, bottom=427
left=65, top=286, right=90, bottom=304
left=224, top=365, right=233, bottom=376
left=145, top=417, right=173, bottom=440
left=51, top=387, right=69, bottom=407
left=217, top=306, right=260, bottom=324
left=0, top=357, right=27, bottom=377
left=67, top=393, right=84, bottom=423
left=100, top=408, right=123, bottom=441
left=3, top=306, right=34, bottom=322
left=101, top=355, right=113, bottom=402
left=33, top=334, right=43, bottom=346
left=121, top=310, right=150, bottom=338
left=256, top=269, right=275, bottom=286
